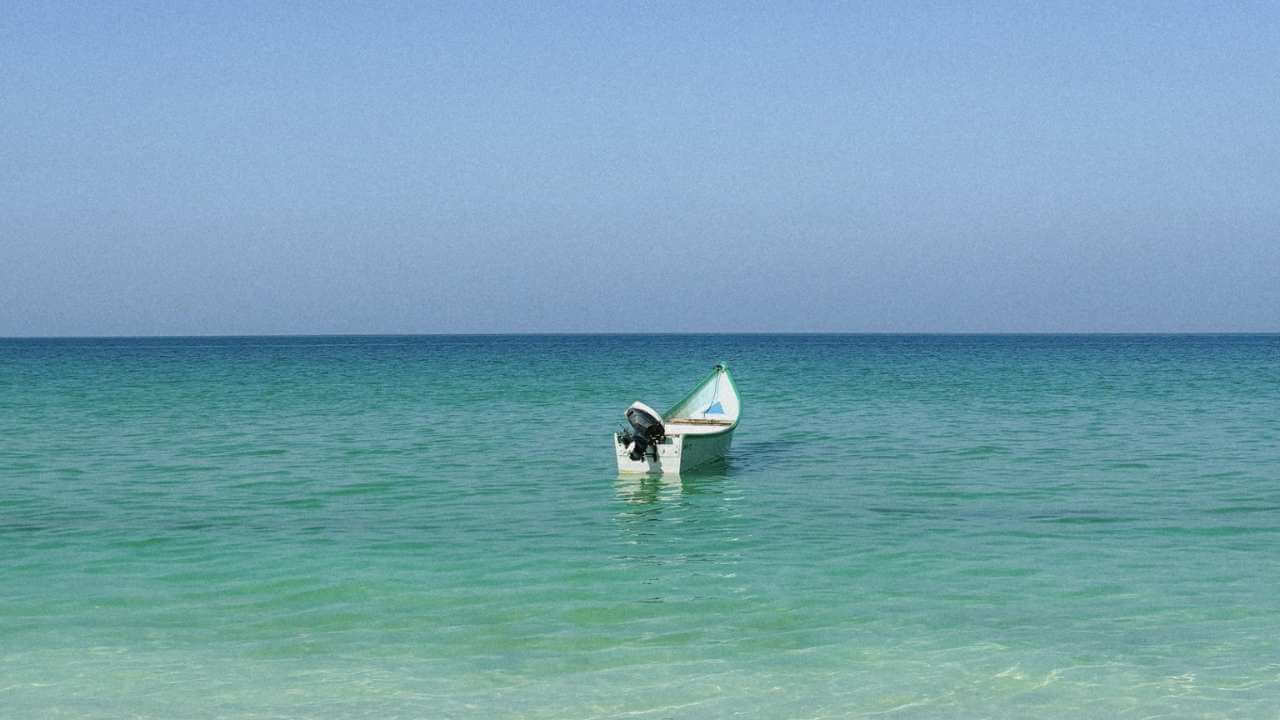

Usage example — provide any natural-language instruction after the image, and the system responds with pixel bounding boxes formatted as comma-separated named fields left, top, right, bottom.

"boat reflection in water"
left=613, top=463, right=733, bottom=506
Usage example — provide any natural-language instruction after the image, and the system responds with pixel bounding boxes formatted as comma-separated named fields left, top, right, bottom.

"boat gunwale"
left=661, top=363, right=741, bottom=439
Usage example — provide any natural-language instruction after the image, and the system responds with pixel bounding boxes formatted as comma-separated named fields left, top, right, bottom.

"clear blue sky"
left=3, top=2, right=1277, bottom=335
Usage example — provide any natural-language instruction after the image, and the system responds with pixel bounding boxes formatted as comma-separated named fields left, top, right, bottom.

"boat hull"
left=614, top=429, right=734, bottom=475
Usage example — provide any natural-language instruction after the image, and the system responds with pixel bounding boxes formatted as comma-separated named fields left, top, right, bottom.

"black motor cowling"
left=624, top=402, right=665, bottom=461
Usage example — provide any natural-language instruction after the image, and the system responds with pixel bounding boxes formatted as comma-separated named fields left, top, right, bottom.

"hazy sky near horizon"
left=3, top=2, right=1278, bottom=335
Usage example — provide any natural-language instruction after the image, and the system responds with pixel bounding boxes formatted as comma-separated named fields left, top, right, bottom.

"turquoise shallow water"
left=3, top=334, right=1280, bottom=718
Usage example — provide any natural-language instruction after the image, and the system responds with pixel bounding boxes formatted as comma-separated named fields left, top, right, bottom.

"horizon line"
left=4, top=330, right=1279, bottom=340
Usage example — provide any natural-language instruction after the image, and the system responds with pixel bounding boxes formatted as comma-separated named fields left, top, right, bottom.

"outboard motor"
left=623, top=402, right=665, bottom=461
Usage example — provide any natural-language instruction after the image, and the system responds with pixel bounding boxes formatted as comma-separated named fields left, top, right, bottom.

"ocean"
left=2, top=334, right=1279, bottom=718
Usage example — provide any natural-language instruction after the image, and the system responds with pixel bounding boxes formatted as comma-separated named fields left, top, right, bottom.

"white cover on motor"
left=625, top=401, right=664, bottom=427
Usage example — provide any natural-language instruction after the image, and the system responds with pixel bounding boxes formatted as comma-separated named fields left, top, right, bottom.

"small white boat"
left=614, top=363, right=740, bottom=474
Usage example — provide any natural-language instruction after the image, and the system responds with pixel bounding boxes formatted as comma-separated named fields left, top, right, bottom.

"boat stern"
left=614, top=432, right=683, bottom=474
